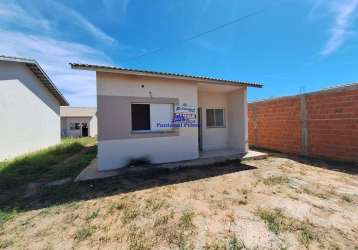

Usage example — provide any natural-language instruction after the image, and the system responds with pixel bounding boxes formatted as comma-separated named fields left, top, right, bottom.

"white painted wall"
left=198, top=91, right=229, bottom=151
left=228, top=88, right=248, bottom=152
left=0, top=61, right=61, bottom=160
left=62, top=117, right=91, bottom=137
left=97, top=72, right=199, bottom=170
left=89, top=114, right=97, bottom=137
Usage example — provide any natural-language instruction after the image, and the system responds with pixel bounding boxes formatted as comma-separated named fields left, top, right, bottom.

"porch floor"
left=75, top=149, right=267, bottom=182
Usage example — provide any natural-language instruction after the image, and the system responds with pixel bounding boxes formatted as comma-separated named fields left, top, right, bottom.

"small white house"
left=0, top=56, right=69, bottom=161
left=60, top=106, right=97, bottom=137
left=71, top=63, right=262, bottom=171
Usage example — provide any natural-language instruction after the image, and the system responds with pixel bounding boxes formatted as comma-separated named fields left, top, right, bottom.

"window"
left=131, top=104, right=150, bottom=131
left=131, top=103, right=174, bottom=132
left=206, top=108, right=225, bottom=128
left=69, top=123, right=80, bottom=130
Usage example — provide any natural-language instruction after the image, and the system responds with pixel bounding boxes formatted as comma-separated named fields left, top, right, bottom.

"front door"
left=198, top=108, right=203, bottom=151
left=81, top=123, right=89, bottom=137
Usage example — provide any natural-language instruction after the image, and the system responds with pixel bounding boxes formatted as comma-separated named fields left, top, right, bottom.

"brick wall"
left=248, top=84, right=358, bottom=163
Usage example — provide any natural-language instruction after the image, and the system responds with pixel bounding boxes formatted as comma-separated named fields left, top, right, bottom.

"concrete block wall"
left=248, top=84, right=358, bottom=163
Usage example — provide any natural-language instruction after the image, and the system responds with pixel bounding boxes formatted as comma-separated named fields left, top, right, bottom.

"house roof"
left=60, top=106, right=96, bottom=117
left=70, top=63, right=263, bottom=88
left=0, top=55, right=69, bottom=106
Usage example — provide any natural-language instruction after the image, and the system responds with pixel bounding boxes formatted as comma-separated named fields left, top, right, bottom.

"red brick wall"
left=249, top=85, right=358, bottom=163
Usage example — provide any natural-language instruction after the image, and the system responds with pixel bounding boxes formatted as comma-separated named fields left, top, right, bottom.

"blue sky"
left=0, top=0, right=357, bottom=106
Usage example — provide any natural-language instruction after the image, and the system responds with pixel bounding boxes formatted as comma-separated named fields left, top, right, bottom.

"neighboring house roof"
left=70, top=63, right=263, bottom=88
left=0, top=55, right=69, bottom=106
left=60, top=106, right=96, bottom=117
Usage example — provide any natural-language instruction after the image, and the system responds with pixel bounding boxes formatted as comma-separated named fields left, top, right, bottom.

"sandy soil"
left=0, top=154, right=357, bottom=250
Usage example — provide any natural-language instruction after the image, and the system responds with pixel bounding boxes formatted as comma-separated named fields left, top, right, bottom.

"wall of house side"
left=96, top=72, right=199, bottom=170
left=0, top=61, right=61, bottom=160
left=248, top=85, right=358, bottom=163
left=228, top=88, right=248, bottom=152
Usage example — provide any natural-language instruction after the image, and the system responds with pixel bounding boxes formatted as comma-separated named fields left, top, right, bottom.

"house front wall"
left=96, top=72, right=199, bottom=170
left=0, top=61, right=61, bottom=160
left=198, top=91, right=229, bottom=151
left=61, top=117, right=94, bottom=137
left=198, top=88, right=248, bottom=152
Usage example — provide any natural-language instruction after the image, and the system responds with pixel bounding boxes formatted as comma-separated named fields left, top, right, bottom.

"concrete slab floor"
left=75, top=150, right=268, bottom=182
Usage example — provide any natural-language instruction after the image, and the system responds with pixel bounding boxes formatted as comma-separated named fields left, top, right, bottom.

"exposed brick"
left=249, top=86, right=358, bottom=163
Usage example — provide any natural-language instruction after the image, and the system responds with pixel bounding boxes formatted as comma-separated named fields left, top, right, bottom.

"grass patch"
left=74, top=225, right=96, bottom=242
left=0, top=208, right=17, bottom=227
left=256, top=208, right=284, bottom=234
left=0, top=137, right=96, bottom=189
left=256, top=208, right=318, bottom=247
left=121, top=204, right=140, bottom=225
left=179, top=210, right=195, bottom=230
left=228, top=235, right=245, bottom=250
left=298, top=225, right=316, bottom=248
left=263, top=176, right=289, bottom=186
left=85, top=209, right=99, bottom=222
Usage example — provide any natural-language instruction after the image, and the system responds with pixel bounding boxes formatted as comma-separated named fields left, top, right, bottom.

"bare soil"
left=1, top=154, right=357, bottom=250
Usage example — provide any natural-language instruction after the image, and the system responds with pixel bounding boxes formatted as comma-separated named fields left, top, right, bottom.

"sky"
left=0, top=0, right=357, bottom=106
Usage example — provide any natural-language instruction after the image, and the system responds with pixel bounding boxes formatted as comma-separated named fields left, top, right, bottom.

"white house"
left=71, top=63, right=262, bottom=171
left=0, top=56, right=69, bottom=161
left=60, top=106, right=97, bottom=137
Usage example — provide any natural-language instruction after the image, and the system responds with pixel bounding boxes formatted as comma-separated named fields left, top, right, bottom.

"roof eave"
left=70, top=63, right=263, bottom=88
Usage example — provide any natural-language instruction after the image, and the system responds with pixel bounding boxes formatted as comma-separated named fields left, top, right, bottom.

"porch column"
left=228, top=87, right=248, bottom=153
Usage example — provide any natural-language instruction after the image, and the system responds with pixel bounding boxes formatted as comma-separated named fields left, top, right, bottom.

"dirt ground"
left=0, top=154, right=357, bottom=250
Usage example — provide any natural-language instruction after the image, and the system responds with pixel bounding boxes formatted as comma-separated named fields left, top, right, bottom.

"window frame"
left=130, top=102, right=175, bottom=133
left=206, top=108, right=226, bottom=128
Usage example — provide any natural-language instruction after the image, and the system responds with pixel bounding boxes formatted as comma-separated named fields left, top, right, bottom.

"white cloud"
left=0, top=1, right=50, bottom=30
left=51, top=1, right=116, bottom=44
left=0, top=29, right=112, bottom=106
left=0, top=0, right=116, bottom=45
left=315, top=0, right=358, bottom=56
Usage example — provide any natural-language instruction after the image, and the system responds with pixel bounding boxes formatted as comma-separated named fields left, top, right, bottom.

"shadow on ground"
left=0, top=160, right=255, bottom=213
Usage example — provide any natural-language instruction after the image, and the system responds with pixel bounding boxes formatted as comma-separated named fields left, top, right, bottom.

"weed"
left=341, top=195, right=352, bottom=203
left=298, top=226, right=316, bottom=247
left=228, top=235, right=244, bottom=250
left=144, top=197, right=166, bottom=213
left=303, top=188, right=328, bottom=199
left=256, top=208, right=284, bottom=234
left=85, top=209, right=99, bottom=221
left=121, top=205, right=140, bottom=225
left=127, top=225, right=151, bottom=250
left=263, top=176, right=289, bottom=186
left=179, top=210, right=195, bottom=230
left=74, top=225, right=96, bottom=242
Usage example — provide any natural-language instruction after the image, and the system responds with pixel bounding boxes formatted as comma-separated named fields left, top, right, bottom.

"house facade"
left=71, top=63, right=262, bottom=171
left=60, top=106, right=97, bottom=137
left=0, top=56, right=69, bottom=161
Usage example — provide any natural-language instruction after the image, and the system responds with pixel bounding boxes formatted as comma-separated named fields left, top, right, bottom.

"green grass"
left=0, top=137, right=96, bottom=189
left=74, top=225, right=97, bottom=242
left=255, top=208, right=284, bottom=234
left=0, top=208, right=17, bottom=227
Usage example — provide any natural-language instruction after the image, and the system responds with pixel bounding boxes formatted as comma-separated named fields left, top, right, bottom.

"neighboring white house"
left=0, top=56, right=69, bottom=161
left=71, top=63, right=262, bottom=171
left=60, top=106, right=97, bottom=137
